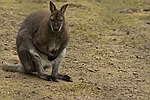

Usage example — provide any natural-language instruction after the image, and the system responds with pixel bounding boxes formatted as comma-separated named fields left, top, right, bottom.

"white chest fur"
left=29, top=48, right=66, bottom=67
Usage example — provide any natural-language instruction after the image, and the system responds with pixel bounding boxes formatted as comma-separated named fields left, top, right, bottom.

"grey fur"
left=3, top=1, right=72, bottom=82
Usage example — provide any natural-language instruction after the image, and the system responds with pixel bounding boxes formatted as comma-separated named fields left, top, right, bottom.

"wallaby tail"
left=2, top=62, right=23, bottom=72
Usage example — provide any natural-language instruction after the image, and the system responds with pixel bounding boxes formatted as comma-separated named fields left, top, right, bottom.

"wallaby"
left=3, top=1, right=72, bottom=82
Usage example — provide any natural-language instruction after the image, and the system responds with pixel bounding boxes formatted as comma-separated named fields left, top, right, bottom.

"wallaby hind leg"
left=18, top=50, right=36, bottom=73
left=51, top=48, right=73, bottom=82
left=19, top=48, right=57, bottom=81
left=17, top=29, right=57, bottom=81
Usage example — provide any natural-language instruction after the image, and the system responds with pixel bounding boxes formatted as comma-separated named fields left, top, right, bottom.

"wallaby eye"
left=59, top=19, right=63, bottom=22
left=59, top=17, right=63, bottom=21
left=50, top=16, right=54, bottom=21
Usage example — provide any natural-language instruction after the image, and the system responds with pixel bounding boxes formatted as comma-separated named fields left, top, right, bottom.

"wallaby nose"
left=53, top=22, right=59, bottom=31
left=53, top=26, right=59, bottom=31
left=53, top=22, right=60, bottom=31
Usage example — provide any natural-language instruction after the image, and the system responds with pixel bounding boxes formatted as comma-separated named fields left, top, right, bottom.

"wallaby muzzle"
left=50, top=21, right=63, bottom=32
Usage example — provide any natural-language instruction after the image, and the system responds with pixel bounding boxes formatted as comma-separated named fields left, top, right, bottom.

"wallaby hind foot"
left=38, top=73, right=72, bottom=82
left=56, top=74, right=73, bottom=82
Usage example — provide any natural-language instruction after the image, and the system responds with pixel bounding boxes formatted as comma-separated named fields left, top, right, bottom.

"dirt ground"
left=0, top=0, right=150, bottom=100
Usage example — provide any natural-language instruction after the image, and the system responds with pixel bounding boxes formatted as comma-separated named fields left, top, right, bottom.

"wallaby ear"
left=60, top=4, right=68, bottom=14
left=50, top=1, right=57, bottom=12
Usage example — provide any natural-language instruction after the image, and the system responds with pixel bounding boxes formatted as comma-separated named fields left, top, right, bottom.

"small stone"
left=73, top=61, right=78, bottom=63
left=108, top=72, right=112, bottom=75
left=143, top=8, right=150, bottom=11
left=31, top=91, right=36, bottom=94
left=5, top=75, right=11, bottom=78
left=126, top=31, right=130, bottom=35
left=88, top=68, right=94, bottom=72
left=4, top=43, right=7, bottom=45
left=13, top=52, right=17, bottom=55
left=4, top=47, right=8, bottom=50
left=146, top=22, right=150, bottom=25
left=97, top=87, right=101, bottom=90
left=133, top=71, right=138, bottom=75
left=79, top=66, right=83, bottom=68
left=112, top=38, right=117, bottom=41
left=95, top=46, right=99, bottom=49
left=113, top=29, right=116, bottom=31
left=95, top=56, right=100, bottom=60
left=79, top=78, right=84, bottom=81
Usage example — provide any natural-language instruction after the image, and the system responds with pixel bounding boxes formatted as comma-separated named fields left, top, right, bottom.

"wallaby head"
left=49, top=1, right=68, bottom=32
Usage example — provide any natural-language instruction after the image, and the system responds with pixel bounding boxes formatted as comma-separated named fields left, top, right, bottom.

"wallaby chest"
left=46, top=34, right=64, bottom=52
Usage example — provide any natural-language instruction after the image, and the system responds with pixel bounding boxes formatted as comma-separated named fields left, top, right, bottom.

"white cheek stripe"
left=58, top=21, right=63, bottom=32
left=50, top=22, right=54, bottom=31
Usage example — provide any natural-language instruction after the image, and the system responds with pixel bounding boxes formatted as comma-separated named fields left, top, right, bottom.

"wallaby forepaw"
left=63, top=75, right=73, bottom=82
left=47, top=76, right=58, bottom=82
left=51, top=76, right=59, bottom=82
